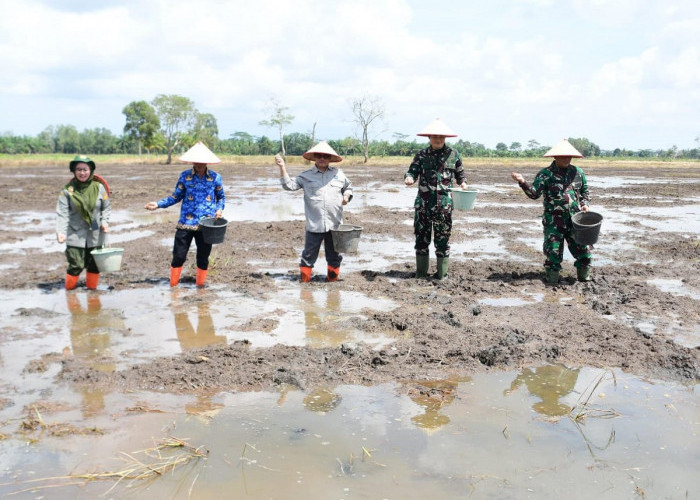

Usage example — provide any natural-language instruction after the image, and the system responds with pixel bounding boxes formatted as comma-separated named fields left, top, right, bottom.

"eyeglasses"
left=316, top=154, right=331, bottom=159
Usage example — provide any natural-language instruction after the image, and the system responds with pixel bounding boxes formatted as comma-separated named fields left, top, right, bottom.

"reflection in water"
left=505, top=364, right=580, bottom=417
left=407, top=379, right=462, bottom=434
left=300, top=288, right=344, bottom=348
left=171, top=290, right=226, bottom=350
left=66, top=292, right=118, bottom=416
left=185, top=389, right=224, bottom=423
left=303, top=386, right=342, bottom=414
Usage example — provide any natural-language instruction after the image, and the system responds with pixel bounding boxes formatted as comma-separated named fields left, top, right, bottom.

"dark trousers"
left=66, top=245, right=100, bottom=275
left=300, top=231, right=342, bottom=268
left=171, top=228, right=212, bottom=270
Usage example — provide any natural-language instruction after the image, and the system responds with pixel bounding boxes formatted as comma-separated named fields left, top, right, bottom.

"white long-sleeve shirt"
left=281, top=166, right=353, bottom=232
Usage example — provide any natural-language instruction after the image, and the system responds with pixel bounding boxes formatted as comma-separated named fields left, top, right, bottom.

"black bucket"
left=199, top=217, right=228, bottom=244
left=572, top=211, right=603, bottom=245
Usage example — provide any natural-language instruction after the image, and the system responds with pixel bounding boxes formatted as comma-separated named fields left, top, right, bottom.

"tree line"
left=1, top=94, right=698, bottom=160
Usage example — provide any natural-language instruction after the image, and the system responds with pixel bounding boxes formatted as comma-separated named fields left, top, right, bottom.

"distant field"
left=0, top=153, right=698, bottom=169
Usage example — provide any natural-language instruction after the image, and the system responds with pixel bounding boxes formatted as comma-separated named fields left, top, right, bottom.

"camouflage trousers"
left=543, top=222, right=592, bottom=272
left=414, top=209, right=452, bottom=257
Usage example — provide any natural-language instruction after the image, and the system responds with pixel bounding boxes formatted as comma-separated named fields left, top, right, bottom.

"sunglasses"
left=316, top=153, right=331, bottom=159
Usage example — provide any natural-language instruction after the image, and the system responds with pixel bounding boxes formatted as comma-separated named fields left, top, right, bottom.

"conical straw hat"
left=302, top=141, right=343, bottom=163
left=416, top=118, right=458, bottom=137
left=179, top=141, right=221, bottom=164
left=543, top=139, right=584, bottom=158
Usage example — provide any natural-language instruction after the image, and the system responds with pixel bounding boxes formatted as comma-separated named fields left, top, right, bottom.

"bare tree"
left=350, top=94, right=385, bottom=163
left=259, top=98, right=294, bottom=157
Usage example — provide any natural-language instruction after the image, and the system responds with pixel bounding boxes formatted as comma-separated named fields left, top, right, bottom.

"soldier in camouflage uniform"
left=511, top=139, right=592, bottom=284
left=404, top=119, right=467, bottom=279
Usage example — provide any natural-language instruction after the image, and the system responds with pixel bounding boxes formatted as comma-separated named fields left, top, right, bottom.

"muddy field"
left=1, top=159, right=698, bottom=398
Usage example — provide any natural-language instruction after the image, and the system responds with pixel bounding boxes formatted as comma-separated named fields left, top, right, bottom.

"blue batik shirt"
left=157, top=168, right=225, bottom=230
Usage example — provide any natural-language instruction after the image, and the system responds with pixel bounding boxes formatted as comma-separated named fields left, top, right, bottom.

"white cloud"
left=0, top=0, right=698, bottom=149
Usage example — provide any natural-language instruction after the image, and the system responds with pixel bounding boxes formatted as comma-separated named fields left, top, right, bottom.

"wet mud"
left=0, top=160, right=698, bottom=397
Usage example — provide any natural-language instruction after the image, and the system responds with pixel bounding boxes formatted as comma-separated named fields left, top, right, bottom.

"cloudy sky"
left=1, top=0, right=698, bottom=150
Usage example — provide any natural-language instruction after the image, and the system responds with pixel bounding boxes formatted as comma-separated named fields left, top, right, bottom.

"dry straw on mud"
left=1, top=435, right=207, bottom=497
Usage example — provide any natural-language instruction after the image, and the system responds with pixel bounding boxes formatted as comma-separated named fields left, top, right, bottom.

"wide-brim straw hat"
left=416, top=118, right=458, bottom=137
left=543, top=139, right=584, bottom=158
left=179, top=141, right=221, bottom=164
left=302, top=141, right=343, bottom=162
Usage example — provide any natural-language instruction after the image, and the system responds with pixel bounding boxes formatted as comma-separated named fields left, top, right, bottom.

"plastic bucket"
left=450, top=189, right=478, bottom=211
left=572, top=211, right=603, bottom=245
left=331, top=224, right=363, bottom=253
left=199, top=217, right=228, bottom=244
left=91, top=247, right=124, bottom=272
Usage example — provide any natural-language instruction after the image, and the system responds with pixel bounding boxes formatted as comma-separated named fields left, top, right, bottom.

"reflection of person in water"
left=66, top=293, right=116, bottom=416
left=300, top=288, right=343, bottom=348
left=303, top=386, right=342, bottom=414
left=172, top=297, right=226, bottom=350
left=504, top=364, right=580, bottom=417
left=408, top=380, right=458, bottom=433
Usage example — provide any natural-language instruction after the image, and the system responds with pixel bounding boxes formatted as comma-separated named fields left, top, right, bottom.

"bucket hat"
left=179, top=141, right=221, bottom=164
left=302, top=141, right=343, bottom=163
left=543, top=139, right=584, bottom=158
left=69, top=154, right=96, bottom=172
left=416, top=118, right=458, bottom=137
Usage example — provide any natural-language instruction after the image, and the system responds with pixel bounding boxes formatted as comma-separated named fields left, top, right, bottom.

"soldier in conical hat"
left=404, top=118, right=467, bottom=280
left=510, top=139, right=593, bottom=284
left=274, top=141, right=353, bottom=283
left=144, top=141, right=225, bottom=287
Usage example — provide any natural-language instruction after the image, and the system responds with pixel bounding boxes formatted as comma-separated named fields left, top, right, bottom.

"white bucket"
left=450, top=189, right=478, bottom=211
left=91, top=247, right=124, bottom=272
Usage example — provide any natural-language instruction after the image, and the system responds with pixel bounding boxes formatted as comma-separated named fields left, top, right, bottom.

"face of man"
left=553, top=156, right=573, bottom=168
left=193, top=163, right=208, bottom=176
left=73, top=162, right=91, bottom=182
left=429, top=135, right=446, bottom=150
left=315, top=153, right=331, bottom=171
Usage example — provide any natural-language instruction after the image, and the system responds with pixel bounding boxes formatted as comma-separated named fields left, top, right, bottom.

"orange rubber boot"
left=300, top=266, right=312, bottom=283
left=170, top=266, right=183, bottom=287
left=86, top=272, right=99, bottom=290
left=327, top=266, right=340, bottom=282
left=196, top=268, right=208, bottom=287
left=65, top=273, right=79, bottom=291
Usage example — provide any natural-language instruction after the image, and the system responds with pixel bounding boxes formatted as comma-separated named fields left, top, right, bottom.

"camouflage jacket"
left=518, top=162, right=589, bottom=220
left=405, top=145, right=466, bottom=218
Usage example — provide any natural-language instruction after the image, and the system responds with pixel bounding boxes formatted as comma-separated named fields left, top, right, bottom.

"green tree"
left=259, top=98, right=294, bottom=157
left=568, top=137, right=600, bottom=157
left=151, top=94, right=197, bottom=164
left=190, top=112, right=219, bottom=148
left=123, top=101, right=160, bottom=157
left=495, top=142, right=509, bottom=157
left=54, top=125, right=81, bottom=154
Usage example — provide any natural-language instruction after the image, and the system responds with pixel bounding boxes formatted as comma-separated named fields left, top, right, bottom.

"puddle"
left=648, top=278, right=700, bottom=299
left=588, top=176, right=700, bottom=189
left=0, top=367, right=696, bottom=499
left=478, top=291, right=544, bottom=307
left=0, top=286, right=398, bottom=374
left=607, top=311, right=700, bottom=349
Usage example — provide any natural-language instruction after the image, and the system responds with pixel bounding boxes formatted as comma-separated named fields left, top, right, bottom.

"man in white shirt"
left=275, top=141, right=353, bottom=282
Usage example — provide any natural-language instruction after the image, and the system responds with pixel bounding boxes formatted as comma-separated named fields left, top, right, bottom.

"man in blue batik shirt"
left=145, top=142, right=225, bottom=287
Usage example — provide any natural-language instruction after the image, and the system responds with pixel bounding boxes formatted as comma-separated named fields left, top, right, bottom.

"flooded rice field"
left=0, top=159, right=698, bottom=498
